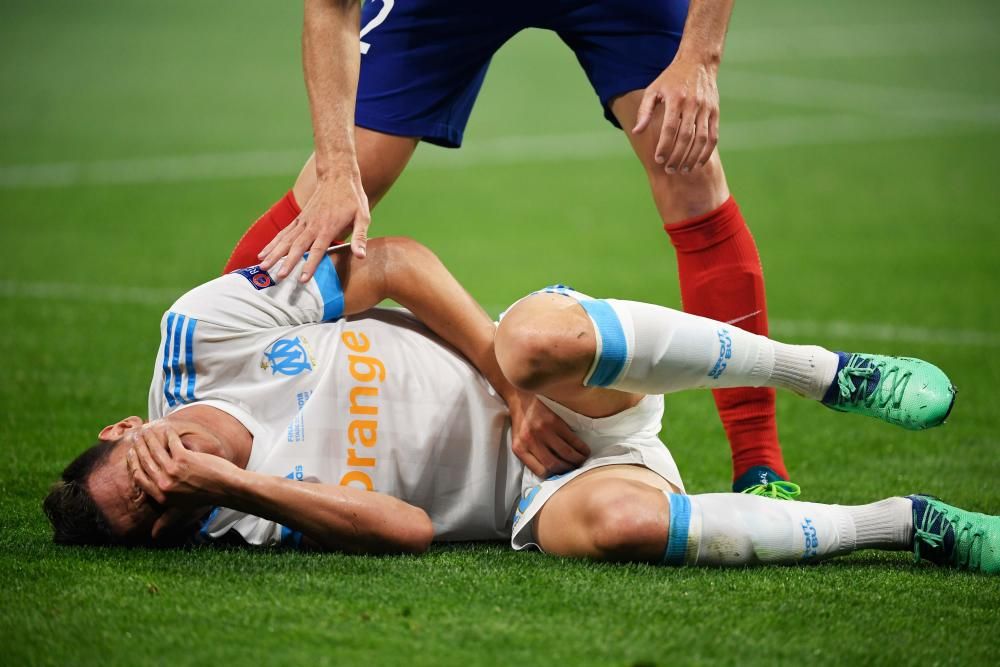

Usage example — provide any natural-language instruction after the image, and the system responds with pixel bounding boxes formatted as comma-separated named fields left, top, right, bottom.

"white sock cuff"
left=770, top=342, right=839, bottom=399
left=845, top=497, right=913, bottom=550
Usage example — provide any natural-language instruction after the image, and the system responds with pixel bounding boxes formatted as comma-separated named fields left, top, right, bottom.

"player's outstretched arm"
left=258, top=0, right=371, bottom=282
left=632, top=0, right=733, bottom=174
left=128, top=423, right=433, bottom=553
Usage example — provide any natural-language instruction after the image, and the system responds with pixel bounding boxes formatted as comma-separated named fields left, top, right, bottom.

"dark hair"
left=43, top=439, right=119, bottom=546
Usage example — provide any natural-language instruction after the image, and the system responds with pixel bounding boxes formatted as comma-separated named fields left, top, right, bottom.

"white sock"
left=663, top=492, right=858, bottom=566
left=663, top=494, right=916, bottom=566
left=845, top=498, right=913, bottom=550
left=579, top=299, right=839, bottom=399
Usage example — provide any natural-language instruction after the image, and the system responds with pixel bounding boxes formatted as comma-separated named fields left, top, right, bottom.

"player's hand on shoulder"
left=258, top=166, right=372, bottom=283
left=509, top=394, right=590, bottom=477
left=126, top=420, right=237, bottom=508
left=632, top=57, right=720, bottom=176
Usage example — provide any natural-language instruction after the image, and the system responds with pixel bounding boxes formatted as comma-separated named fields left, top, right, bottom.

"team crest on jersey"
left=233, top=265, right=274, bottom=290
left=262, top=336, right=315, bottom=376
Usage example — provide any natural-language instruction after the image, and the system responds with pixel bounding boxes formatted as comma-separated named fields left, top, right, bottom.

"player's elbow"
left=392, top=507, right=434, bottom=554
left=383, top=235, right=436, bottom=274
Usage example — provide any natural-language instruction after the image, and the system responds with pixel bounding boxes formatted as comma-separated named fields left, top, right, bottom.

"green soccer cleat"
left=908, top=495, right=1000, bottom=574
left=821, top=352, right=956, bottom=430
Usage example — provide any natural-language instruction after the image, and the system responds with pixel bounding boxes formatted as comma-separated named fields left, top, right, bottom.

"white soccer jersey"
left=147, top=258, right=523, bottom=546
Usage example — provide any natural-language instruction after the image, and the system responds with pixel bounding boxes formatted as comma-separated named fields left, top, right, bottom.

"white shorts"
left=509, top=393, right=685, bottom=551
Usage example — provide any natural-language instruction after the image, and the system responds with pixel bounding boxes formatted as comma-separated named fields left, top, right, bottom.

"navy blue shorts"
left=357, top=0, right=689, bottom=148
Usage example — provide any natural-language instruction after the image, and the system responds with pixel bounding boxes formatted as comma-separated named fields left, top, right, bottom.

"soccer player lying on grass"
left=44, top=238, right=997, bottom=573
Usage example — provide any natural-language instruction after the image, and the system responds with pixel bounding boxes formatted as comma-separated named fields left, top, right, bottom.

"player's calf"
left=535, top=475, right=669, bottom=562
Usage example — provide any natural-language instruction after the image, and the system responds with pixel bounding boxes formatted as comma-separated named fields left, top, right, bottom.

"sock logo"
left=708, top=328, right=733, bottom=379
left=801, top=518, right=819, bottom=559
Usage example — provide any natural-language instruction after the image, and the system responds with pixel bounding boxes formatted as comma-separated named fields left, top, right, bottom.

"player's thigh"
left=610, top=91, right=730, bottom=222
left=292, top=128, right=418, bottom=208
left=534, top=464, right=680, bottom=561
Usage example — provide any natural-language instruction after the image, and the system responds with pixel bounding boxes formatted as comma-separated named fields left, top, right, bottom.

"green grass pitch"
left=3, top=1, right=1000, bottom=664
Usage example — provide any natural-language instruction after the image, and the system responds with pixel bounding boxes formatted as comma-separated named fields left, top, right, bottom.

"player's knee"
left=582, top=480, right=666, bottom=561
left=495, top=310, right=590, bottom=393
left=643, top=153, right=729, bottom=223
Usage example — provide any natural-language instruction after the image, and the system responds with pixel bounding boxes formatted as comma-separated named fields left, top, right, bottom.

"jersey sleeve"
left=147, top=254, right=344, bottom=418
left=195, top=506, right=303, bottom=549
left=169, top=254, right=345, bottom=331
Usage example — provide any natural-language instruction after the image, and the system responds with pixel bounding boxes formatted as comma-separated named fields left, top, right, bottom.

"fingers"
left=298, top=238, right=332, bottom=283
left=127, top=446, right=166, bottom=506
left=276, top=226, right=316, bottom=282
left=511, top=428, right=583, bottom=477
left=128, top=425, right=185, bottom=505
left=517, top=448, right=549, bottom=478
left=553, top=419, right=591, bottom=461
left=632, top=89, right=659, bottom=134
left=696, top=106, right=720, bottom=168
left=654, top=96, right=683, bottom=167
left=351, top=211, right=371, bottom=259
left=258, top=222, right=297, bottom=271
left=662, top=99, right=699, bottom=174
left=676, top=106, right=710, bottom=174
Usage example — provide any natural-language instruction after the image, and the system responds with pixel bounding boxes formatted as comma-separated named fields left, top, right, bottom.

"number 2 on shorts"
left=360, top=0, right=394, bottom=55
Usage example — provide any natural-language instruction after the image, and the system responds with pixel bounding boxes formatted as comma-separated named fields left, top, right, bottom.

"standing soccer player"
left=226, top=0, right=788, bottom=493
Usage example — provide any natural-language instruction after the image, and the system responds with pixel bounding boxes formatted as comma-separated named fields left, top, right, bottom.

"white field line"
left=2, top=279, right=997, bottom=348
left=727, top=20, right=998, bottom=63
left=2, top=109, right=996, bottom=189
left=724, top=71, right=1000, bottom=125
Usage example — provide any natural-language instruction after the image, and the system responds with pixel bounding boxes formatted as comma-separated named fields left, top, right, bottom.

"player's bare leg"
left=504, top=295, right=966, bottom=568
left=495, top=292, right=955, bottom=431
left=225, top=128, right=417, bottom=272
left=611, top=90, right=785, bottom=492
left=533, top=465, right=677, bottom=561
left=293, top=127, right=419, bottom=208
left=532, top=463, right=936, bottom=568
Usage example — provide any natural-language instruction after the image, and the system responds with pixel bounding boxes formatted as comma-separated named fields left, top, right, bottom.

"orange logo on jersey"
left=338, top=330, right=385, bottom=491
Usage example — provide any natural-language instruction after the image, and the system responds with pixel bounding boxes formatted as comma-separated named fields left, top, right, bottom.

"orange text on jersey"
left=339, top=330, right=385, bottom=491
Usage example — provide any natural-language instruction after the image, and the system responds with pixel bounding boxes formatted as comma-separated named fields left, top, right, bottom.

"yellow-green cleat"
left=732, top=466, right=801, bottom=500
left=821, top=352, right=956, bottom=430
left=908, top=495, right=1000, bottom=574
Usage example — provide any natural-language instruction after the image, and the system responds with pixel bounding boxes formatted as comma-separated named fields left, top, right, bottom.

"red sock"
left=663, top=196, right=787, bottom=481
left=222, top=191, right=301, bottom=275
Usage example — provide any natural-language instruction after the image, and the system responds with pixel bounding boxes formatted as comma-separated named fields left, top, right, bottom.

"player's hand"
left=632, top=57, right=720, bottom=175
left=126, top=422, right=238, bottom=533
left=509, top=393, right=590, bottom=477
left=258, top=165, right=371, bottom=283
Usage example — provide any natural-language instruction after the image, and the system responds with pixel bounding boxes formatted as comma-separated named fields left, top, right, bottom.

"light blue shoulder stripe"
left=171, top=314, right=186, bottom=404
left=184, top=317, right=197, bottom=403
left=312, top=254, right=345, bottom=321
left=162, top=312, right=176, bottom=408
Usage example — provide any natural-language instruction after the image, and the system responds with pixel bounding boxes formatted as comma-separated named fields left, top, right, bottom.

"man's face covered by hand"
left=89, top=417, right=227, bottom=545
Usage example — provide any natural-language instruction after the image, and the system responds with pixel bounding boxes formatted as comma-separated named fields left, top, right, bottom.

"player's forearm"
left=334, top=237, right=520, bottom=403
left=381, top=239, right=520, bottom=403
left=675, top=0, right=735, bottom=69
left=303, top=0, right=362, bottom=180
left=221, top=466, right=433, bottom=553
